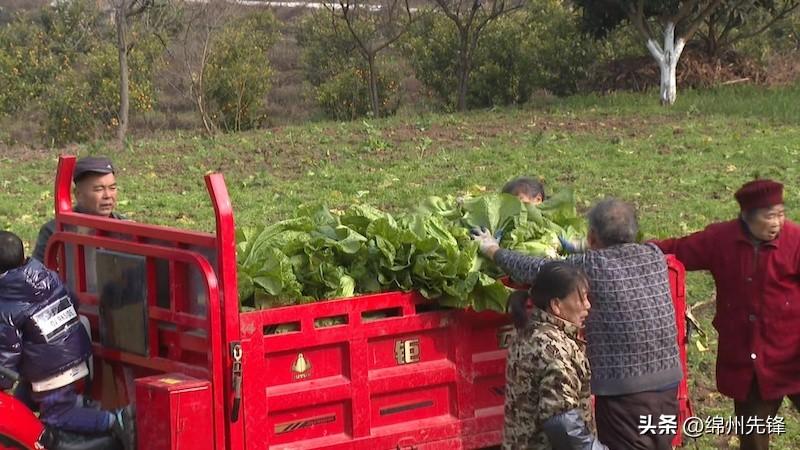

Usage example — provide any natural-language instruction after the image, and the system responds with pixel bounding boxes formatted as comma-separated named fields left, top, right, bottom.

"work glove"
left=558, top=235, right=587, bottom=254
left=470, top=227, right=500, bottom=255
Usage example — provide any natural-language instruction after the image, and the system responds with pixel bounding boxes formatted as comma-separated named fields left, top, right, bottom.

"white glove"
left=471, top=227, right=500, bottom=256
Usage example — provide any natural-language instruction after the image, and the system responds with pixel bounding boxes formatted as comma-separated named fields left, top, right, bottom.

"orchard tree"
left=576, top=0, right=724, bottom=105
left=109, top=0, right=176, bottom=146
left=698, top=0, right=800, bottom=58
left=432, top=0, right=525, bottom=111
left=110, top=0, right=154, bottom=146
left=324, top=0, right=422, bottom=117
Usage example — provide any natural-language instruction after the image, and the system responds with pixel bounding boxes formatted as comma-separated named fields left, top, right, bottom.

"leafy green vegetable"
left=461, top=193, right=526, bottom=237
left=237, top=189, right=585, bottom=312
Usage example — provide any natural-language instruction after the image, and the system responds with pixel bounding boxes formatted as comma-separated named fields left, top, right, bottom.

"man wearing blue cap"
left=33, top=156, right=125, bottom=262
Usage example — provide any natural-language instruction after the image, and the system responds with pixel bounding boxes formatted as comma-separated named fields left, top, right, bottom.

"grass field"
left=2, top=83, right=800, bottom=448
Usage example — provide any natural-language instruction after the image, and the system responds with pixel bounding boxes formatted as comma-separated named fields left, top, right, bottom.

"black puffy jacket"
left=0, top=258, right=91, bottom=389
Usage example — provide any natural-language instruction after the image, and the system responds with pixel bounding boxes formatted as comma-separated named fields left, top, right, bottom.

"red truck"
left=0, top=155, right=692, bottom=450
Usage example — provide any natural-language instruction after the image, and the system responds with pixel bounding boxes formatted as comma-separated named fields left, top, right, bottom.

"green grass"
left=3, top=83, right=800, bottom=448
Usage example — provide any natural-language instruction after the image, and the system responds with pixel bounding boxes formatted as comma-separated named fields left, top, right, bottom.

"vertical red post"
left=205, top=174, right=244, bottom=450
left=50, top=156, right=76, bottom=275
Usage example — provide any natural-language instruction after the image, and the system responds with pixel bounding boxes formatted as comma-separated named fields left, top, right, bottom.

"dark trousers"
left=595, top=387, right=679, bottom=450
left=734, top=378, right=800, bottom=450
left=31, top=383, right=114, bottom=434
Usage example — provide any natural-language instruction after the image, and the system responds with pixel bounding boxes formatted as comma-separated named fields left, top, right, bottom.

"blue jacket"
left=0, top=258, right=91, bottom=389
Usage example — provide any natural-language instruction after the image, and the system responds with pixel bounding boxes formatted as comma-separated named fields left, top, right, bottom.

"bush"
left=204, top=11, right=279, bottom=132
left=44, top=37, right=162, bottom=145
left=315, top=63, right=400, bottom=120
left=0, top=0, right=167, bottom=144
left=403, top=0, right=601, bottom=109
left=297, top=11, right=401, bottom=120
left=43, top=70, right=95, bottom=144
left=0, top=20, right=63, bottom=115
left=0, top=0, right=108, bottom=116
left=521, top=1, right=604, bottom=96
left=402, top=14, right=459, bottom=109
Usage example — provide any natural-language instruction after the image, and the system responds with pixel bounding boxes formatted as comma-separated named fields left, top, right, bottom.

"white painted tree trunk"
left=645, top=22, right=685, bottom=106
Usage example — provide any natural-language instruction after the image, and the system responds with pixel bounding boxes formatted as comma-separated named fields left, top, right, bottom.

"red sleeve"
left=650, top=226, right=716, bottom=271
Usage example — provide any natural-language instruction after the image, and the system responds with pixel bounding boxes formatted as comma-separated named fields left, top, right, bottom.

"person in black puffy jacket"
left=0, top=231, right=135, bottom=450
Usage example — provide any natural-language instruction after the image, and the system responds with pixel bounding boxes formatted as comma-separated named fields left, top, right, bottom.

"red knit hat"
left=735, top=179, right=784, bottom=211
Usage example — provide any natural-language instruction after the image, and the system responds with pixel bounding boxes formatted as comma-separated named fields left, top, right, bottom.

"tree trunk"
left=645, top=22, right=685, bottom=106
left=194, top=31, right=216, bottom=135
left=115, top=4, right=130, bottom=146
left=456, top=32, right=470, bottom=111
left=706, top=17, right=720, bottom=59
left=367, top=54, right=380, bottom=117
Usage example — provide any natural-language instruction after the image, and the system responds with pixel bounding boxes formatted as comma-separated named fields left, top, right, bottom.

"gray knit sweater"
left=495, top=243, right=683, bottom=396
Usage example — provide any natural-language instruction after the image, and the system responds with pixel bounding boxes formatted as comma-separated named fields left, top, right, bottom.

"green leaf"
left=461, top=193, right=526, bottom=236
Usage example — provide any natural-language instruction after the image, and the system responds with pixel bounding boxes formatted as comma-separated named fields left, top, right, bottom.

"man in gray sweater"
left=473, top=197, right=682, bottom=450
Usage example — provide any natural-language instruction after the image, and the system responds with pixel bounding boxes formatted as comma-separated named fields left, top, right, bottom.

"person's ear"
left=548, top=297, right=561, bottom=316
left=587, top=229, right=599, bottom=249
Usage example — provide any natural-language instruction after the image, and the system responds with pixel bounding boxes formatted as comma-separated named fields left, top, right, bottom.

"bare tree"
left=431, top=0, right=524, bottom=111
left=324, top=0, right=422, bottom=117
left=698, top=0, right=800, bottom=58
left=170, top=0, right=233, bottom=134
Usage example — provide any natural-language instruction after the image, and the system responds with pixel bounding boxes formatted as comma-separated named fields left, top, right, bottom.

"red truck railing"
left=41, top=155, right=691, bottom=450
left=46, top=155, right=244, bottom=449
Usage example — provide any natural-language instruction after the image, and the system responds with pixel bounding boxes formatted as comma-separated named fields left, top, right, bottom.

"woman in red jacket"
left=653, top=179, right=800, bottom=450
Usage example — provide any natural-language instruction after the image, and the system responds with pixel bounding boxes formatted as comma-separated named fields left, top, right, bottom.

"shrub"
left=43, top=37, right=163, bottom=145
left=519, top=0, right=602, bottom=96
left=402, top=14, right=459, bottom=109
left=315, top=63, right=400, bottom=120
left=0, top=0, right=109, bottom=116
left=297, top=11, right=401, bottom=120
left=403, top=0, right=601, bottom=108
left=0, top=20, right=63, bottom=114
left=204, top=11, right=279, bottom=132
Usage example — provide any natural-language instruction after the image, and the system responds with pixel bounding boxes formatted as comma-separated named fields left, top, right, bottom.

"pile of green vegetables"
left=236, top=190, right=585, bottom=312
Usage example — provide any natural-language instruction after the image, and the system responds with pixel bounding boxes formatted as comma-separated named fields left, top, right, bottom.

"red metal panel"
left=240, top=292, right=463, bottom=449
left=367, top=328, right=452, bottom=370
left=458, top=309, right=510, bottom=414
left=205, top=174, right=245, bottom=450
left=667, top=255, right=691, bottom=448
left=135, top=373, right=213, bottom=450
left=265, top=344, right=349, bottom=386
left=370, top=384, right=455, bottom=428
left=268, top=400, right=351, bottom=445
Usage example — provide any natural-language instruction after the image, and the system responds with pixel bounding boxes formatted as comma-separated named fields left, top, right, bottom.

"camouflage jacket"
left=503, top=308, right=594, bottom=449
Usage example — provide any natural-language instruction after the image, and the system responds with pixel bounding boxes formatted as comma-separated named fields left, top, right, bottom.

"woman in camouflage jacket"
left=504, top=261, right=607, bottom=450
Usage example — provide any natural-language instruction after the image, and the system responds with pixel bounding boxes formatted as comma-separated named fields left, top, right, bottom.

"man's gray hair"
left=587, top=198, right=638, bottom=246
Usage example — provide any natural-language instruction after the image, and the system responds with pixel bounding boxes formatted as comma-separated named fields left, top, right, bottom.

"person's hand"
left=471, top=227, right=500, bottom=257
left=558, top=236, right=586, bottom=254
left=558, top=235, right=577, bottom=253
